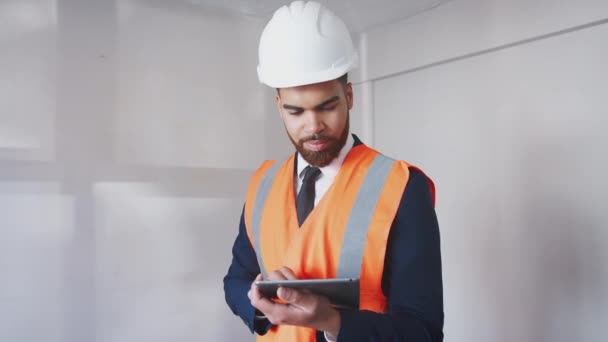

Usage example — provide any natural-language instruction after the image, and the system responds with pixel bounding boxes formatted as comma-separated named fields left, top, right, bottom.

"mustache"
left=299, top=134, right=333, bottom=144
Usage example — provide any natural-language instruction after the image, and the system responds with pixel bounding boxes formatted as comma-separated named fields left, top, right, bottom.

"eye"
left=320, top=105, right=337, bottom=111
left=288, top=110, right=303, bottom=115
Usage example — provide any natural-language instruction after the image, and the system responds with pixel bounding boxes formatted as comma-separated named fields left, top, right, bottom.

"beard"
left=287, top=114, right=350, bottom=168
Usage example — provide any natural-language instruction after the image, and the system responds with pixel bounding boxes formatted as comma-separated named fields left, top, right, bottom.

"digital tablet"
left=255, top=278, right=359, bottom=309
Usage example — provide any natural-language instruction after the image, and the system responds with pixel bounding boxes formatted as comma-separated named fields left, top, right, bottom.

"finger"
left=250, top=281, right=265, bottom=299
left=250, top=284, right=278, bottom=317
left=248, top=284, right=261, bottom=302
left=266, top=269, right=288, bottom=281
left=253, top=294, right=288, bottom=323
left=277, top=266, right=297, bottom=280
left=248, top=274, right=264, bottom=301
left=277, top=287, right=318, bottom=309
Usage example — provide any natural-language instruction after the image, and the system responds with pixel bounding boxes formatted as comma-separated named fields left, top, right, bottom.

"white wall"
left=4, top=0, right=605, bottom=341
left=0, top=0, right=286, bottom=341
left=358, top=0, right=608, bottom=341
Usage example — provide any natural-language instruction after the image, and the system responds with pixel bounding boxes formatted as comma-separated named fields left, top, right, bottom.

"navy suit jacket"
left=223, top=136, right=444, bottom=341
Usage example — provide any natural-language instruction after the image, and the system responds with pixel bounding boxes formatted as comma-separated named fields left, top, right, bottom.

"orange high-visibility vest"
left=244, top=144, right=435, bottom=341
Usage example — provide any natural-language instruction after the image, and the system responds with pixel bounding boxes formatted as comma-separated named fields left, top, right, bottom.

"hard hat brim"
left=258, top=52, right=358, bottom=88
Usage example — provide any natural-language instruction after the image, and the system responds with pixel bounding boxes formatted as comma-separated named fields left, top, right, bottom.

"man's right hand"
left=247, top=267, right=341, bottom=336
left=265, top=266, right=299, bottom=282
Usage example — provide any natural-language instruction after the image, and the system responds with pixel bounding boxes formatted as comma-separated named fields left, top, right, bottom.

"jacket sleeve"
left=223, top=207, right=272, bottom=335
left=336, top=169, right=445, bottom=341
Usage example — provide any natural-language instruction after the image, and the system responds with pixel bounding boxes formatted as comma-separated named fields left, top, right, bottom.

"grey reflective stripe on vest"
left=250, top=162, right=281, bottom=277
left=337, top=154, right=396, bottom=279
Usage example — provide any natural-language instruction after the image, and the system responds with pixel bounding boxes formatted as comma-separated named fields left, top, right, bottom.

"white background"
left=1, top=0, right=606, bottom=341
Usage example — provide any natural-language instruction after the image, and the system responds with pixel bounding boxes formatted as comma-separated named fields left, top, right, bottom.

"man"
left=223, top=1, right=443, bottom=341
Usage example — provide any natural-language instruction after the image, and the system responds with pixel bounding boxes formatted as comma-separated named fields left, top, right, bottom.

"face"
left=276, top=79, right=353, bottom=167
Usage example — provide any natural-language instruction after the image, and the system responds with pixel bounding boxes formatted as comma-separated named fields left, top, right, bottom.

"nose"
left=304, top=111, right=324, bottom=135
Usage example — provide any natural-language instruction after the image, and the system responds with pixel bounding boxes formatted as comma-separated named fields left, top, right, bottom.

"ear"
left=275, top=92, right=284, bottom=120
left=345, top=82, right=354, bottom=110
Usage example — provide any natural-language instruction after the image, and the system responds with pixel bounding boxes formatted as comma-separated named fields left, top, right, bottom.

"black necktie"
left=296, top=166, right=321, bottom=226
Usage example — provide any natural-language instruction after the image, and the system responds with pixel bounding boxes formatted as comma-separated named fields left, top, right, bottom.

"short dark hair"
left=276, top=73, right=348, bottom=95
left=336, top=73, right=348, bottom=85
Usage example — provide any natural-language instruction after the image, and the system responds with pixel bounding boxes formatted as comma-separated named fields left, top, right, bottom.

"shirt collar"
left=297, top=133, right=354, bottom=180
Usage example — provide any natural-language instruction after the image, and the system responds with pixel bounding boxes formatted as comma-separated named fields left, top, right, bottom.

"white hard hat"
left=257, top=1, right=358, bottom=88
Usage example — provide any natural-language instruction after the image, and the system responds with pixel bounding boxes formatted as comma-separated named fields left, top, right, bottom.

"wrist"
left=322, top=308, right=341, bottom=338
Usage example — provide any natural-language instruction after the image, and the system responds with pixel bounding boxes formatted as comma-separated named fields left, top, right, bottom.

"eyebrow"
left=283, top=95, right=340, bottom=111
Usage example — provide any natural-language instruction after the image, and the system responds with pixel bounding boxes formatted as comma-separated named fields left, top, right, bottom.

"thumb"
left=277, top=287, right=316, bottom=309
left=277, top=287, right=309, bottom=306
left=277, top=287, right=301, bottom=303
